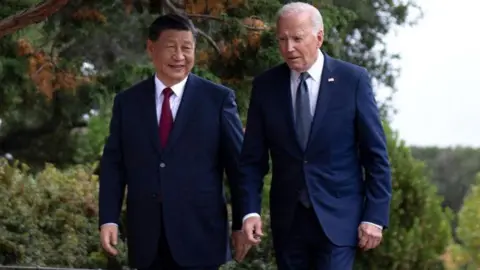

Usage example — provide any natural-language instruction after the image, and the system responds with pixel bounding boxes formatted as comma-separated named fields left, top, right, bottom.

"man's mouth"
left=168, top=64, right=185, bottom=69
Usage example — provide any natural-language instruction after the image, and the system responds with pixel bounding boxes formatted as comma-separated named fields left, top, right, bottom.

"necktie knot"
left=163, top=87, right=173, bottom=98
left=300, top=72, right=309, bottom=81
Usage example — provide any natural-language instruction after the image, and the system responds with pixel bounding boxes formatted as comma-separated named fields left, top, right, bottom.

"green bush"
left=354, top=123, right=453, bottom=270
left=447, top=173, right=480, bottom=269
left=0, top=159, right=127, bottom=267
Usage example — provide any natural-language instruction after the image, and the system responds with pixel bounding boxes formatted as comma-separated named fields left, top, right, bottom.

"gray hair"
left=276, top=2, right=324, bottom=33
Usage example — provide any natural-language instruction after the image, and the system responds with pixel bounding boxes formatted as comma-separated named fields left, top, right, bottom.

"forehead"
left=276, top=12, right=312, bottom=36
left=158, top=29, right=194, bottom=43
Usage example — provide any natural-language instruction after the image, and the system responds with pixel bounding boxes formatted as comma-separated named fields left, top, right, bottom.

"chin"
left=166, top=68, right=185, bottom=76
left=287, top=62, right=306, bottom=72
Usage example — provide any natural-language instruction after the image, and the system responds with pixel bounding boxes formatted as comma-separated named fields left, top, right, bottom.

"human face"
left=147, top=29, right=195, bottom=86
left=276, top=12, right=323, bottom=72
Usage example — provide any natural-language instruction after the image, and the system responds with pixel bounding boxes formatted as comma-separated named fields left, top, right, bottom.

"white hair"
left=276, top=2, right=324, bottom=33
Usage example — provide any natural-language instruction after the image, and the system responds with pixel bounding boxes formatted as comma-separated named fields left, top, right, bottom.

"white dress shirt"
left=290, top=50, right=324, bottom=115
left=242, top=51, right=382, bottom=230
left=154, top=74, right=188, bottom=122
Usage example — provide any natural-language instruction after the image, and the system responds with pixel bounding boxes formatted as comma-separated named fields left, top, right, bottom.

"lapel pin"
left=328, top=78, right=334, bottom=82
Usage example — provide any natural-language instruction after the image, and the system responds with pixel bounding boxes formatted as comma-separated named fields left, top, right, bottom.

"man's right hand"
left=242, top=216, right=263, bottom=245
left=100, top=224, right=119, bottom=256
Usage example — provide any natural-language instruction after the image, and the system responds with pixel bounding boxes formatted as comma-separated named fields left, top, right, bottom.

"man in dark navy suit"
left=98, top=14, right=249, bottom=270
left=240, top=2, right=392, bottom=269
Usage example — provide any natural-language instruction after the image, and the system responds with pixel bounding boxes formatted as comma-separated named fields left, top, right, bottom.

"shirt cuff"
left=242, top=213, right=260, bottom=223
left=361, top=221, right=383, bottom=230
left=101, top=223, right=118, bottom=227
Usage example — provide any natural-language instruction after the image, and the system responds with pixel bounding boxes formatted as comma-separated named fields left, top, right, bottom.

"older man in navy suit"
left=98, top=14, right=249, bottom=270
left=240, top=2, right=392, bottom=269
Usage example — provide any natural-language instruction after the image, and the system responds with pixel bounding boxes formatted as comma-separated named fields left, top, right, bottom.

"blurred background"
left=0, top=0, right=479, bottom=269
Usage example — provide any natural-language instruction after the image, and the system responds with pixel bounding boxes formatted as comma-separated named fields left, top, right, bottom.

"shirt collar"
left=154, top=74, right=188, bottom=99
left=290, top=49, right=324, bottom=82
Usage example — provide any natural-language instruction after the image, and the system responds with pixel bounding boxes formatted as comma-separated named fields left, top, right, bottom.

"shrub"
left=0, top=158, right=127, bottom=267
left=354, top=123, right=453, bottom=270
left=447, top=173, right=480, bottom=269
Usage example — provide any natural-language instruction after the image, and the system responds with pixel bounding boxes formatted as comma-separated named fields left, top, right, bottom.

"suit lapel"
left=140, top=75, right=162, bottom=155
left=307, top=53, right=335, bottom=149
left=163, top=73, right=198, bottom=153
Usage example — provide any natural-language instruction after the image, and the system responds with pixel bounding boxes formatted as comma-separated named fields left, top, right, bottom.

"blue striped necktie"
left=295, top=72, right=313, bottom=208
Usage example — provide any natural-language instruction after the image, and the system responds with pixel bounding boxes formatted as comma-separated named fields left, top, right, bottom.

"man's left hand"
left=358, top=223, right=383, bottom=251
left=232, top=231, right=251, bottom=262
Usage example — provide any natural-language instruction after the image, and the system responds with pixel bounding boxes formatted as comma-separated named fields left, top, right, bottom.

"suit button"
left=152, top=193, right=157, bottom=198
left=304, top=160, right=308, bottom=163
left=160, top=162, right=166, bottom=168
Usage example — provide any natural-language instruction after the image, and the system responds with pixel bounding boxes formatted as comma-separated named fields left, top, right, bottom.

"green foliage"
left=0, top=0, right=421, bottom=169
left=355, top=123, right=453, bottom=270
left=410, top=146, right=480, bottom=213
left=192, top=65, right=221, bottom=83
left=0, top=55, right=156, bottom=169
left=72, top=61, right=155, bottom=164
left=0, top=158, right=127, bottom=267
left=448, top=173, right=480, bottom=269
left=72, top=95, right=113, bottom=164
left=0, top=35, right=101, bottom=169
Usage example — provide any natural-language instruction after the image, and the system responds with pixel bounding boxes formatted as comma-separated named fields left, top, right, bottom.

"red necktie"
left=159, top=87, right=173, bottom=148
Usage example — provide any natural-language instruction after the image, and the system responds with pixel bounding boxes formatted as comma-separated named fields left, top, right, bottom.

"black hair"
left=147, top=13, right=197, bottom=41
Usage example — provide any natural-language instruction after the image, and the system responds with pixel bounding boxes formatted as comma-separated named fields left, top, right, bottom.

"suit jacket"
left=99, top=74, right=244, bottom=268
left=239, top=52, right=392, bottom=248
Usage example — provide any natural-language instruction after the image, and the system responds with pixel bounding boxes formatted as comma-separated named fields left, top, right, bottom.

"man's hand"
left=358, top=223, right=383, bottom=251
left=232, top=231, right=251, bottom=262
left=100, top=224, right=119, bottom=256
left=242, top=216, right=263, bottom=245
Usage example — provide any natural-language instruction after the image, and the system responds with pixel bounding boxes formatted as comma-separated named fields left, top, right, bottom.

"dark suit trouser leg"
left=139, top=204, right=176, bottom=270
left=139, top=205, right=219, bottom=270
left=274, top=204, right=356, bottom=270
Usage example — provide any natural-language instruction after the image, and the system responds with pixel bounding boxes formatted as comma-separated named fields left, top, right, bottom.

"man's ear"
left=316, top=30, right=324, bottom=48
left=146, top=40, right=154, bottom=58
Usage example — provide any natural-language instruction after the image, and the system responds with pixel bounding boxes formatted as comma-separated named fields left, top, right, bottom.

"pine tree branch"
left=187, top=14, right=266, bottom=31
left=163, top=0, right=221, bottom=53
left=0, top=91, right=86, bottom=155
left=0, top=0, right=70, bottom=38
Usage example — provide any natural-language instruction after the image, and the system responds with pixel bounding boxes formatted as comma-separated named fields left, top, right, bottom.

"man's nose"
left=286, top=40, right=295, bottom=52
left=173, top=48, right=185, bottom=60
